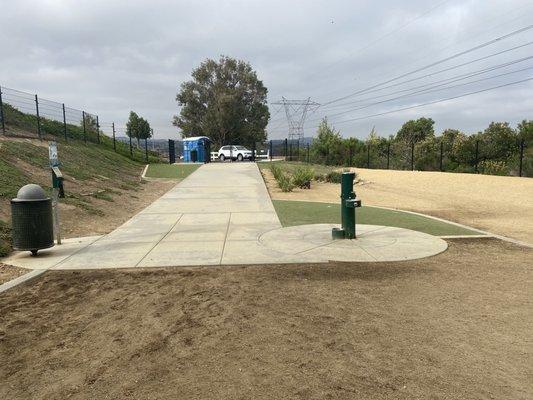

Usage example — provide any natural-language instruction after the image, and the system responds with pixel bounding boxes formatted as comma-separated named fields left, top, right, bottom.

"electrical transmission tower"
left=271, top=97, right=320, bottom=141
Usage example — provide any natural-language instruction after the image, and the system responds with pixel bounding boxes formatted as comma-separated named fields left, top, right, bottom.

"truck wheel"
left=237, top=154, right=243, bottom=161
left=219, top=154, right=225, bottom=162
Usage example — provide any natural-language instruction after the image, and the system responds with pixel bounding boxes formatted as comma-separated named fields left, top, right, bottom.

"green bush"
left=292, top=166, right=314, bottom=188
left=478, top=160, right=510, bottom=176
left=326, top=171, right=343, bottom=183
left=270, top=164, right=294, bottom=192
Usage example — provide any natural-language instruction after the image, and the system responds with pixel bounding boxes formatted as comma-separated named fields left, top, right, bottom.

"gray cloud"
left=1, top=0, right=531, bottom=140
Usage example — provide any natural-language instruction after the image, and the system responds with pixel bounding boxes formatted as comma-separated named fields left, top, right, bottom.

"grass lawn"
left=145, top=163, right=201, bottom=179
left=272, top=199, right=481, bottom=236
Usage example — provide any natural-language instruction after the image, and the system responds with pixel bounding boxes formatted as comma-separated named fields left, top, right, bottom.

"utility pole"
left=271, top=97, right=320, bottom=142
left=82, top=111, right=87, bottom=143
left=35, top=94, right=42, bottom=140
left=62, top=103, right=67, bottom=141
left=0, top=86, right=5, bottom=135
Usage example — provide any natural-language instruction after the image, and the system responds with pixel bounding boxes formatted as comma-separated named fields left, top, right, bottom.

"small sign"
left=49, top=141, right=59, bottom=167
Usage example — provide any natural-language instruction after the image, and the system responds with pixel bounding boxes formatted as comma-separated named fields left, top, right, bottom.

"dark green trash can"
left=11, top=184, right=54, bottom=256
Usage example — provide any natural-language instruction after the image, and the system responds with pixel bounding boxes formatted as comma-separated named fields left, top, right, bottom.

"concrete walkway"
left=3, top=163, right=448, bottom=270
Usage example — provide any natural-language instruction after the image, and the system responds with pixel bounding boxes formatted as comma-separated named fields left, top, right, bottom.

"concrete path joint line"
left=134, top=213, right=184, bottom=267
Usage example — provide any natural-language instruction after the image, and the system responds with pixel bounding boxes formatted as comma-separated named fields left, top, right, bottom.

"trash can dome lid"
left=16, top=184, right=48, bottom=200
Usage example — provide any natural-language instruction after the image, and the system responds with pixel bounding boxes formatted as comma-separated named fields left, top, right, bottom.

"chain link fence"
left=0, top=85, right=163, bottom=164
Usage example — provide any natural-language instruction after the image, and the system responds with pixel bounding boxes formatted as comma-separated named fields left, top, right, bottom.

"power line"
left=321, top=24, right=533, bottom=106
left=319, top=42, right=533, bottom=111
left=305, top=0, right=454, bottom=82
left=308, top=64, right=533, bottom=123
left=310, top=56, right=533, bottom=121
left=307, top=77, right=533, bottom=129
left=309, top=2, right=533, bottom=101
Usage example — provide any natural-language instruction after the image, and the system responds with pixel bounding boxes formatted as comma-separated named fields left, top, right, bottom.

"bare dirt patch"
left=0, top=239, right=531, bottom=399
left=262, top=167, right=533, bottom=242
left=0, top=263, right=27, bottom=285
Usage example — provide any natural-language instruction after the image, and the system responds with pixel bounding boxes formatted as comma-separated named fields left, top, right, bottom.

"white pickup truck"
left=217, top=145, right=253, bottom=161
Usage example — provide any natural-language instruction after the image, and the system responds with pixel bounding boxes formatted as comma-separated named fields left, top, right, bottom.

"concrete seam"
left=50, top=235, right=105, bottom=270
left=219, top=213, right=233, bottom=265
left=133, top=213, right=184, bottom=267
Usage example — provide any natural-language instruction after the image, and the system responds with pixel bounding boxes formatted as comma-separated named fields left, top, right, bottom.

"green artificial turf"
left=272, top=200, right=481, bottom=236
left=145, top=164, right=201, bottom=179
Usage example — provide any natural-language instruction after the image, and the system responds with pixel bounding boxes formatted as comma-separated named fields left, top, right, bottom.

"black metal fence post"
left=519, top=138, right=525, bottom=177
left=307, top=144, right=310, bottom=163
left=0, top=86, right=5, bottom=134
left=35, top=94, right=42, bottom=140
left=284, top=138, right=288, bottom=161
left=62, top=103, right=67, bottom=141
left=411, top=141, right=415, bottom=171
left=112, top=122, right=116, bottom=151
left=82, top=111, right=87, bottom=143
left=474, top=140, right=479, bottom=173
left=439, top=140, right=444, bottom=172
left=96, top=115, right=100, bottom=144
left=289, top=140, right=293, bottom=161
left=168, top=139, right=176, bottom=164
left=129, top=129, right=133, bottom=157
left=145, top=138, right=148, bottom=162
left=367, top=144, right=370, bottom=168
left=269, top=140, right=273, bottom=161
left=386, top=142, right=390, bottom=169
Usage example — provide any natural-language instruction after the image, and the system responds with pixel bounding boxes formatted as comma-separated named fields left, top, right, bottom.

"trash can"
left=11, top=184, right=54, bottom=256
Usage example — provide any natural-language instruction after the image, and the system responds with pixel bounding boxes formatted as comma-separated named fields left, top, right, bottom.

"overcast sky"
left=1, top=0, right=532, bottom=140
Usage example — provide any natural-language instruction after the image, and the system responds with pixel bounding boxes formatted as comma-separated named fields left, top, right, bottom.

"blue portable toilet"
left=182, top=136, right=211, bottom=163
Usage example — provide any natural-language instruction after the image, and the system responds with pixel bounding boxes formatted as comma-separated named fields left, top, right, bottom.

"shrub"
left=292, top=166, right=314, bottom=188
left=478, top=160, right=510, bottom=176
left=277, top=173, right=294, bottom=192
left=325, top=171, right=343, bottom=183
left=270, top=164, right=294, bottom=192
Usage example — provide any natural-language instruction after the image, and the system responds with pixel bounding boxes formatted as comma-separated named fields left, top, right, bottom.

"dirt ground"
left=0, top=263, right=27, bottom=284
left=262, top=167, right=533, bottom=243
left=0, top=238, right=531, bottom=399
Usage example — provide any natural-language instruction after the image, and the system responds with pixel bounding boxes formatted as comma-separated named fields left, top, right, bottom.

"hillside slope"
left=0, top=136, right=173, bottom=257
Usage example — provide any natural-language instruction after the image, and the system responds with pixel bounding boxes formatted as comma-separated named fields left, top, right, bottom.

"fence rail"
left=0, top=85, right=163, bottom=164
left=259, top=136, right=531, bottom=178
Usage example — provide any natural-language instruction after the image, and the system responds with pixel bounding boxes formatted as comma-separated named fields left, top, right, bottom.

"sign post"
left=49, top=141, right=62, bottom=245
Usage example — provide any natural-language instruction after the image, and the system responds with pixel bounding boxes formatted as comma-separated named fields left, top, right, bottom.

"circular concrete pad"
left=258, top=224, right=448, bottom=262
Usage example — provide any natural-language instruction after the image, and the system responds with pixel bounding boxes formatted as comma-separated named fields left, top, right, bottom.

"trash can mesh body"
left=11, top=199, right=54, bottom=251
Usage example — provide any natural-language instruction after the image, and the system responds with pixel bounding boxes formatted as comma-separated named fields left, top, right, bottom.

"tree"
left=396, top=117, right=435, bottom=144
left=517, top=120, right=533, bottom=142
left=480, top=122, right=517, bottom=161
left=126, top=111, right=152, bottom=147
left=173, top=56, right=269, bottom=147
left=310, top=118, right=343, bottom=165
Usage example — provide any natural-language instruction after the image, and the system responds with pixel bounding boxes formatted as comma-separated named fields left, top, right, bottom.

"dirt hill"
left=0, top=136, right=173, bottom=257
